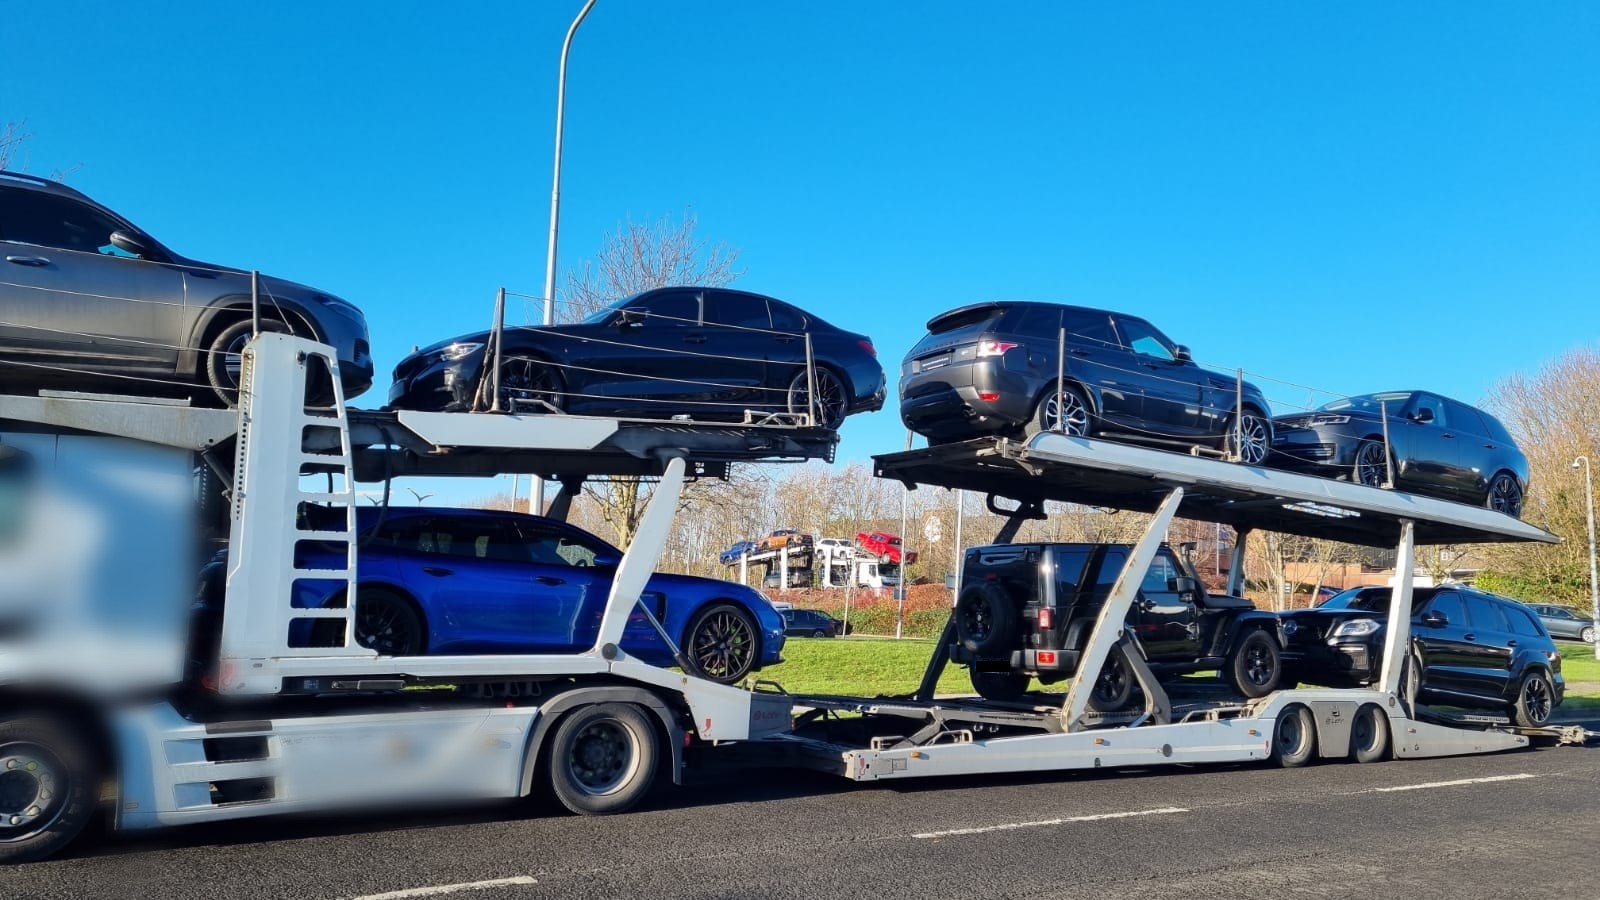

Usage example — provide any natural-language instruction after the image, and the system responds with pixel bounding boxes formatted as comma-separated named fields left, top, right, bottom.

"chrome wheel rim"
left=0, top=743, right=65, bottom=843
left=1355, top=442, right=1388, bottom=487
left=1042, top=390, right=1090, bottom=436
left=1230, top=414, right=1271, bottom=465
left=566, top=720, right=638, bottom=795
left=788, top=370, right=848, bottom=429
left=690, top=610, right=756, bottom=680
left=1488, top=474, right=1523, bottom=517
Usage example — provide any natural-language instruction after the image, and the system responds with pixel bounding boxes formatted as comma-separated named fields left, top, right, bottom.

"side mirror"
left=593, top=551, right=622, bottom=567
left=1411, top=408, right=1435, bottom=424
left=1420, top=610, right=1447, bottom=627
left=616, top=308, right=646, bottom=327
left=1172, top=344, right=1193, bottom=363
left=1170, top=576, right=1200, bottom=598
left=108, top=230, right=150, bottom=258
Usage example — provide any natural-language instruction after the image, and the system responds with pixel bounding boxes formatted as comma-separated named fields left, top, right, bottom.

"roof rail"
left=0, top=169, right=92, bottom=202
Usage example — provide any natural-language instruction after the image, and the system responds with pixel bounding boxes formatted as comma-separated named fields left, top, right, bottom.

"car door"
left=599, top=289, right=710, bottom=412
left=1129, top=548, right=1201, bottom=661
left=1395, top=393, right=1464, bottom=496
left=1412, top=590, right=1474, bottom=696
left=1061, top=309, right=1141, bottom=427
left=700, top=289, right=775, bottom=411
left=1112, top=316, right=1204, bottom=436
left=1444, top=399, right=1495, bottom=498
left=513, top=519, right=617, bottom=651
left=379, top=515, right=547, bottom=653
left=1457, top=592, right=1515, bottom=701
left=0, top=187, right=186, bottom=373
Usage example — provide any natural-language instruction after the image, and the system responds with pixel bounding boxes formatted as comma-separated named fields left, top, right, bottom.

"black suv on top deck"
left=952, top=541, right=1284, bottom=705
left=0, top=171, right=373, bottom=405
left=900, top=302, right=1274, bottom=462
left=1279, top=585, right=1563, bottom=726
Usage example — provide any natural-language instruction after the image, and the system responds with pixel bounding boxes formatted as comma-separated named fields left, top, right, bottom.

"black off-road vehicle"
left=952, top=542, right=1284, bottom=705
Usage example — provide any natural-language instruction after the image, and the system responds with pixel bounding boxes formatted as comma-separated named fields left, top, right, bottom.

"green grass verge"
left=769, top=636, right=974, bottom=696
left=1558, top=642, right=1600, bottom=685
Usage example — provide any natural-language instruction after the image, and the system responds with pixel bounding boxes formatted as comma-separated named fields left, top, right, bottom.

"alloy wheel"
left=498, top=357, right=563, bottom=413
left=959, top=597, right=994, bottom=643
left=690, top=609, right=757, bottom=681
left=1355, top=442, right=1389, bottom=488
left=1521, top=675, right=1552, bottom=725
left=1487, top=473, right=1523, bottom=518
left=1228, top=414, right=1271, bottom=465
left=1244, top=643, right=1274, bottom=687
left=1095, top=654, right=1131, bottom=705
left=788, top=369, right=848, bottom=429
left=1041, top=390, right=1090, bottom=436
left=355, top=597, right=418, bottom=656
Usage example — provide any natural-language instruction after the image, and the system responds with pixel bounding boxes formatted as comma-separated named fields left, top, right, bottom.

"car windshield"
left=580, top=293, right=646, bottom=325
left=1319, top=392, right=1413, bottom=414
left=1317, top=587, right=1438, bottom=613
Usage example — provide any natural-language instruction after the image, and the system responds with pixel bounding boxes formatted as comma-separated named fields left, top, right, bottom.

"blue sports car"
left=203, top=507, right=786, bottom=683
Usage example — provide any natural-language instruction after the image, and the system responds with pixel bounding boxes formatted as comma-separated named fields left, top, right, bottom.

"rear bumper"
left=899, top=358, right=1036, bottom=440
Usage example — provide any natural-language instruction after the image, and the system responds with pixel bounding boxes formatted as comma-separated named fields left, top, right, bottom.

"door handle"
left=1463, top=633, right=1475, bottom=641
left=775, top=336, right=797, bottom=344
left=683, top=334, right=707, bottom=344
left=1068, top=349, right=1091, bottom=357
left=1484, top=443, right=1495, bottom=449
left=421, top=566, right=453, bottom=577
left=1441, top=433, right=1455, bottom=439
left=1506, top=639, right=1517, bottom=647
left=5, top=255, right=49, bottom=267
left=535, top=575, right=567, bottom=586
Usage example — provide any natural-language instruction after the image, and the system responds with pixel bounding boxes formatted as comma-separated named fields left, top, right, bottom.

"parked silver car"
left=0, top=171, right=372, bottom=405
left=1527, top=603, right=1596, bottom=644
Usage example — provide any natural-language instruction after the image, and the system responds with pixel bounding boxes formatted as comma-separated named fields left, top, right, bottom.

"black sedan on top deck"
left=1269, top=391, right=1529, bottom=518
left=388, top=287, right=885, bottom=430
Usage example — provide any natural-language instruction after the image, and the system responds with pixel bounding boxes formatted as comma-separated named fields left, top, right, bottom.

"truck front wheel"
left=1228, top=629, right=1282, bottom=699
left=546, top=703, right=660, bottom=816
left=0, top=716, right=100, bottom=865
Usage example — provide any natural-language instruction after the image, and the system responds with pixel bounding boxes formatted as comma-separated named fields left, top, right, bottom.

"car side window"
left=1445, top=401, right=1483, bottom=436
left=1409, top=394, right=1446, bottom=427
left=767, top=300, right=807, bottom=333
left=0, top=189, right=131, bottom=256
left=703, top=291, right=772, bottom=330
left=1142, top=551, right=1182, bottom=594
left=1088, top=548, right=1128, bottom=605
left=1010, top=306, right=1062, bottom=338
left=1424, top=591, right=1465, bottom=625
left=1064, top=310, right=1121, bottom=352
left=1052, top=548, right=1093, bottom=605
left=396, top=518, right=531, bottom=564
left=1503, top=603, right=1542, bottom=637
left=522, top=524, right=608, bottom=567
left=627, top=291, right=699, bottom=328
left=1461, top=593, right=1510, bottom=632
left=1114, top=317, right=1177, bottom=362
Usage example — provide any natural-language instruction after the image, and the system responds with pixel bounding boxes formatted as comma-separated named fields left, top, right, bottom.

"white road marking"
left=1353, top=773, right=1540, bottom=794
left=912, top=806, right=1190, bottom=839
left=349, top=877, right=539, bottom=900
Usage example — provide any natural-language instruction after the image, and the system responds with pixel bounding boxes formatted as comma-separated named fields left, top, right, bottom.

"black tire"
left=1024, top=383, right=1091, bottom=439
left=970, top=668, right=1030, bottom=702
left=353, top=588, right=425, bottom=656
left=1581, top=625, right=1596, bottom=644
left=1485, top=471, right=1524, bottom=519
left=954, top=582, right=1019, bottom=656
left=1398, top=650, right=1424, bottom=711
left=1510, top=669, right=1556, bottom=728
left=1224, top=409, right=1272, bottom=466
left=491, top=355, right=564, bottom=414
left=811, top=629, right=827, bottom=639
left=205, top=318, right=290, bottom=407
left=547, top=703, right=659, bottom=816
left=0, top=717, right=100, bottom=865
left=1353, top=439, right=1390, bottom=488
left=1271, top=705, right=1317, bottom=768
left=684, top=603, right=760, bottom=684
left=1349, top=703, right=1390, bottom=763
left=1228, top=629, right=1281, bottom=699
left=787, top=368, right=849, bottom=430
left=1086, top=647, right=1137, bottom=713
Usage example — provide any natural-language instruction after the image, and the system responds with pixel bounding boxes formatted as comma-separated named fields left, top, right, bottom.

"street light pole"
left=1573, top=455, right=1600, bottom=659
left=530, top=0, right=597, bottom=517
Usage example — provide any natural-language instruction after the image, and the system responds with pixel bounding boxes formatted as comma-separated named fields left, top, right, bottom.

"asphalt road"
left=5, top=733, right=1597, bottom=900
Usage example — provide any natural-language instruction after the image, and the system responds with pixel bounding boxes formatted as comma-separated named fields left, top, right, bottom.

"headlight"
left=1331, top=618, right=1380, bottom=638
left=1308, top=414, right=1351, bottom=425
left=439, top=342, right=484, bottom=362
left=321, top=296, right=364, bottom=319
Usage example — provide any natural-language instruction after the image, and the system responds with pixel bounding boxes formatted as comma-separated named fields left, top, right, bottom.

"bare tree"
left=1, top=120, right=34, bottom=170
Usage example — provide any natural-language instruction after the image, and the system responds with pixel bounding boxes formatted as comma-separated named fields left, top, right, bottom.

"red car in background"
left=856, top=531, right=916, bottom=565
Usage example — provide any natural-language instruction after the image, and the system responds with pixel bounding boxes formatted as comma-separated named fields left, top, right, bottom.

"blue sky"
left=5, top=2, right=1598, bottom=500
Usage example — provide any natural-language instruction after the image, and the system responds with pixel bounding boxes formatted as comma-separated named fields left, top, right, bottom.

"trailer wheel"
left=1349, top=704, right=1390, bottom=763
left=1227, top=629, right=1281, bottom=699
left=970, top=668, right=1029, bottom=702
left=955, top=582, right=1018, bottom=656
left=1270, top=705, right=1316, bottom=768
left=547, top=703, right=659, bottom=816
left=0, top=717, right=99, bottom=865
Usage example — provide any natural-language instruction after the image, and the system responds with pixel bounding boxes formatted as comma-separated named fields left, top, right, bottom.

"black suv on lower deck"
left=899, top=301, right=1273, bottom=463
left=1279, top=585, right=1564, bottom=727
left=952, top=541, right=1284, bottom=705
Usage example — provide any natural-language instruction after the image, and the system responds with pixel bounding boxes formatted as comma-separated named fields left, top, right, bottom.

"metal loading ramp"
left=873, top=434, right=1556, bottom=548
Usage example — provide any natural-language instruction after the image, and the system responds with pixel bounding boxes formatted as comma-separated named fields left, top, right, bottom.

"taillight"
left=1038, top=608, right=1054, bottom=629
left=977, top=391, right=1001, bottom=402
left=1038, top=650, right=1058, bottom=666
left=857, top=339, right=877, bottom=358
left=976, top=339, right=1020, bottom=357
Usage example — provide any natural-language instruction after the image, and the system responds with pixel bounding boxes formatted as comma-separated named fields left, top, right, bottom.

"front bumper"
left=388, top=348, right=484, bottom=411
left=1281, top=638, right=1378, bottom=685
left=1269, top=426, right=1359, bottom=474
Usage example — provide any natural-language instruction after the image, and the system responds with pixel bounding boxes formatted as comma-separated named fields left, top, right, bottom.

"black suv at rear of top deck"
left=899, top=302, right=1274, bottom=462
left=951, top=541, right=1284, bottom=705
